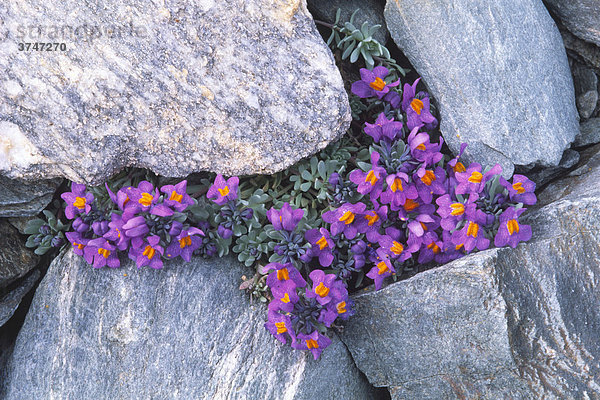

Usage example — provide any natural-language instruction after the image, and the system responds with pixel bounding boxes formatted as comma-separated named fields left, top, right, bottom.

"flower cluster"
left=61, top=179, right=210, bottom=269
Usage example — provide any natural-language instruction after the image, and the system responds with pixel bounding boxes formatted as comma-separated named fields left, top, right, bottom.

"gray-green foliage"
left=326, top=8, right=406, bottom=74
left=25, top=210, right=69, bottom=255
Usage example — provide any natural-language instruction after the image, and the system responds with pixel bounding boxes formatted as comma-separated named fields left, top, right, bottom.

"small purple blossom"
left=267, top=203, right=304, bottom=231
left=501, top=175, right=537, bottom=205
left=349, top=151, right=386, bottom=200
left=161, top=180, right=194, bottom=212
left=494, top=207, right=532, bottom=248
left=401, top=78, right=437, bottom=130
left=65, top=231, right=88, bottom=256
left=291, top=330, right=332, bottom=360
left=61, top=182, right=94, bottom=219
left=84, top=238, right=120, bottom=268
left=129, top=235, right=164, bottom=269
left=351, top=66, right=400, bottom=100
left=322, top=202, right=367, bottom=239
left=165, top=227, right=204, bottom=262
left=305, top=270, right=345, bottom=306
left=364, top=113, right=403, bottom=143
left=305, top=228, right=335, bottom=267
left=207, top=174, right=239, bottom=205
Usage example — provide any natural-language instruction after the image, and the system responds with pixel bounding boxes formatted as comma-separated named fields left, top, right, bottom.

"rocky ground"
left=1, top=0, right=600, bottom=398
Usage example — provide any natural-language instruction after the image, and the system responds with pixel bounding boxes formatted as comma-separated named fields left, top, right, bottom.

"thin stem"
left=314, top=20, right=335, bottom=29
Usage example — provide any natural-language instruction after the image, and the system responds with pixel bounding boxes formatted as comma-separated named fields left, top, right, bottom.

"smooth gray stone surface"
left=574, top=118, right=600, bottom=147
left=0, top=220, right=39, bottom=289
left=571, top=61, right=598, bottom=119
left=0, top=176, right=60, bottom=217
left=525, top=147, right=580, bottom=187
left=384, top=0, right=579, bottom=176
left=561, top=28, right=600, bottom=73
left=2, top=252, right=377, bottom=400
left=340, top=145, right=600, bottom=398
left=0, top=0, right=350, bottom=185
left=0, top=269, right=40, bottom=327
left=307, top=0, right=388, bottom=44
left=544, top=0, right=600, bottom=47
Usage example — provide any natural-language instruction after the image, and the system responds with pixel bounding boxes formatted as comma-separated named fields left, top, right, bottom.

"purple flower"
left=217, top=224, right=233, bottom=239
left=92, top=220, right=109, bottom=236
left=61, top=182, right=94, bottom=219
left=455, top=163, right=502, bottom=195
left=380, top=172, right=419, bottom=210
left=379, top=234, right=417, bottom=262
left=305, top=270, right=346, bottom=306
left=322, top=202, right=367, bottom=239
left=207, top=174, right=239, bottom=205
left=161, top=180, right=195, bottom=212
left=103, top=214, right=130, bottom=251
left=494, top=207, right=532, bottom=248
left=351, top=66, right=400, bottom=100
left=436, top=193, right=479, bottom=231
left=121, top=214, right=149, bottom=238
left=72, top=217, right=90, bottom=233
left=366, top=248, right=395, bottom=290
left=165, top=227, right=204, bottom=262
left=349, top=151, right=386, bottom=200
left=129, top=235, right=164, bottom=269
left=265, top=262, right=307, bottom=292
left=84, top=238, right=120, bottom=268
left=267, top=202, right=304, bottom=231
left=407, top=127, right=443, bottom=166
left=413, top=166, right=447, bottom=204
left=65, top=231, right=89, bottom=256
left=354, top=204, right=388, bottom=243
left=500, top=175, right=537, bottom=205
left=451, top=210, right=490, bottom=253
left=127, top=181, right=159, bottom=211
left=401, top=78, right=437, bottom=130
left=292, top=331, right=332, bottom=360
left=417, top=232, right=444, bottom=264
left=305, top=228, right=335, bottom=267
left=265, top=310, right=295, bottom=345
left=364, top=113, right=403, bottom=143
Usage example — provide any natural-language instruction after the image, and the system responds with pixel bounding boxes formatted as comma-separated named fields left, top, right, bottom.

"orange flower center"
left=139, top=193, right=154, bottom=207
left=218, top=186, right=230, bottom=197
left=410, top=98, right=424, bottom=115
left=507, top=219, right=520, bottom=235
left=404, top=199, right=419, bottom=212
left=427, top=242, right=441, bottom=254
left=277, top=268, right=289, bottom=281
left=365, top=170, right=378, bottom=186
left=369, top=77, right=386, bottom=91
left=453, top=162, right=466, bottom=173
left=416, top=143, right=426, bottom=151
left=97, top=248, right=110, bottom=258
left=142, top=245, right=156, bottom=259
left=467, top=222, right=479, bottom=238
left=364, top=211, right=379, bottom=226
left=390, top=241, right=404, bottom=255
left=73, top=242, right=84, bottom=250
left=390, top=177, right=403, bottom=192
left=512, top=182, right=525, bottom=194
left=316, top=236, right=328, bottom=250
left=420, top=170, right=436, bottom=186
left=306, top=339, right=319, bottom=349
left=179, top=236, right=192, bottom=249
left=281, top=293, right=290, bottom=303
left=337, top=301, right=347, bottom=314
left=339, top=211, right=355, bottom=225
left=468, top=171, right=483, bottom=183
left=315, top=282, right=330, bottom=298
left=73, top=196, right=86, bottom=209
left=450, top=203, right=465, bottom=216
left=170, top=190, right=183, bottom=202
left=377, top=260, right=389, bottom=275
left=275, top=322, right=287, bottom=334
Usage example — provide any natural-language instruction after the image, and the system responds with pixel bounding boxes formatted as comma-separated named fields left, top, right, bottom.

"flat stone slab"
left=545, top=0, right=600, bottom=47
left=0, top=220, right=39, bottom=290
left=2, top=252, right=377, bottom=399
left=0, top=176, right=60, bottom=217
left=0, top=0, right=350, bottom=185
left=384, top=0, right=579, bottom=176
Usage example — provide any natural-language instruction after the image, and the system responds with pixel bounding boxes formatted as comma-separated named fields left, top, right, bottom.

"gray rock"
left=307, top=0, right=388, bottom=45
left=561, top=28, right=600, bottom=72
left=341, top=145, right=600, bottom=398
left=574, top=117, right=600, bottom=147
left=0, top=175, right=60, bottom=217
left=0, top=269, right=40, bottom=327
left=544, top=0, right=600, bottom=47
left=2, top=251, right=377, bottom=399
left=384, top=0, right=579, bottom=177
left=524, top=147, right=580, bottom=187
left=571, top=61, right=598, bottom=119
left=0, top=0, right=350, bottom=185
left=0, top=220, right=39, bottom=289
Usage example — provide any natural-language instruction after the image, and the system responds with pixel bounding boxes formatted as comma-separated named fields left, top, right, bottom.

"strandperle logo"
left=14, top=23, right=148, bottom=41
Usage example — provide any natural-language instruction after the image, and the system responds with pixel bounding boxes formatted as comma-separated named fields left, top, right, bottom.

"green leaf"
left=341, top=42, right=355, bottom=60
left=34, top=246, right=51, bottom=255
left=24, top=219, right=44, bottom=234
left=301, top=169, right=313, bottom=181
left=335, top=8, right=341, bottom=25
left=361, top=47, right=374, bottom=69
left=350, top=46, right=361, bottom=63
left=317, top=160, right=327, bottom=179
left=300, top=182, right=312, bottom=192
